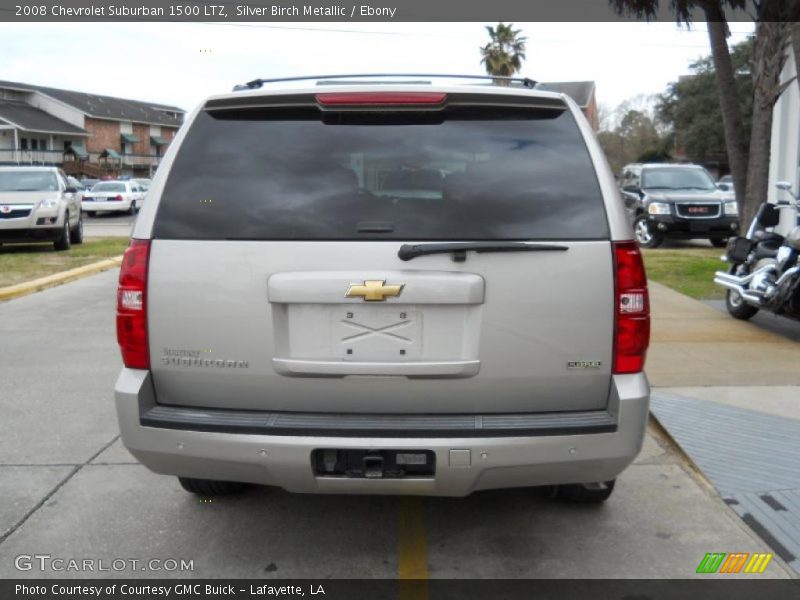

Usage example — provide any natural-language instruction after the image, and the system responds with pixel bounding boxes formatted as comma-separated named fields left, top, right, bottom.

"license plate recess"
left=312, top=449, right=435, bottom=478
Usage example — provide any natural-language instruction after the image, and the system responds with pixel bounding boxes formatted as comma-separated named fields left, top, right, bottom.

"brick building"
left=0, top=80, right=184, bottom=178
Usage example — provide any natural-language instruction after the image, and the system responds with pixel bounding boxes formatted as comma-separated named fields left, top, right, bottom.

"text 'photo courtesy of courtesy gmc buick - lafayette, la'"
left=114, top=74, right=651, bottom=501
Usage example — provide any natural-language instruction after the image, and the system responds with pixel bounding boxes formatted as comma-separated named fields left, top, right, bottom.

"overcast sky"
left=1, top=21, right=754, bottom=117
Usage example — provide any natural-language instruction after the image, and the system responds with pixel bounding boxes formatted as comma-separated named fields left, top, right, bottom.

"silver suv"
left=114, top=75, right=650, bottom=501
left=0, top=166, right=84, bottom=251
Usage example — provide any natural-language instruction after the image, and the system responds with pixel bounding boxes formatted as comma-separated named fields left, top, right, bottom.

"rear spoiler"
left=204, top=91, right=568, bottom=113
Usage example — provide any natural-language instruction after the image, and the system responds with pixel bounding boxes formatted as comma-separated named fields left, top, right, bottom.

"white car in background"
left=131, top=178, right=152, bottom=192
left=82, top=180, right=146, bottom=216
left=66, top=176, right=85, bottom=198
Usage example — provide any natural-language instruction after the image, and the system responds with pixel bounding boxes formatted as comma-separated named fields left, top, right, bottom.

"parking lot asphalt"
left=0, top=270, right=791, bottom=579
left=83, top=212, right=136, bottom=238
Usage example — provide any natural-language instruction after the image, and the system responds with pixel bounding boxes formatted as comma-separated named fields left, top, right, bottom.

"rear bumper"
left=82, top=200, right=131, bottom=212
left=115, top=370, right=650, bottom=496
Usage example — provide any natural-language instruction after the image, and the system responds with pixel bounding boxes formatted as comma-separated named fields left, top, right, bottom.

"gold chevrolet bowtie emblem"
left=345, top=280, right=404, bottom=301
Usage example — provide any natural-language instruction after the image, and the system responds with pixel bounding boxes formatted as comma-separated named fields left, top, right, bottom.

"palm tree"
left=480, top=23, right=527, bottom=84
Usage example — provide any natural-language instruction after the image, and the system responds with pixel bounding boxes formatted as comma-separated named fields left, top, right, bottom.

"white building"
left=768, top=41, right=799, bottom=234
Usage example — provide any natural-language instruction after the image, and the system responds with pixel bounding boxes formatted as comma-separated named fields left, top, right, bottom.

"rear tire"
left=633, top=216, right=663, bottom=248
left=53, top=216, right=71, bottom=251
left=178, top=477, right=248, bottom=496
left=554, top=480, right=615, bottom=503
left=70, top=214, right=84, bottom=244
left=725, top=289, right=759, bottom=320
left=710, top=237, right=728, bottom=248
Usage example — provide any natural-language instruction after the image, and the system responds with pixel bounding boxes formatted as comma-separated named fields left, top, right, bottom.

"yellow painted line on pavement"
left=398, top=496, right=429, bottom=600
left=0, top=256, right=123, bottom=301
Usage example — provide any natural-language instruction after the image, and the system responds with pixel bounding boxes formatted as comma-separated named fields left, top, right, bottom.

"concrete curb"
left=0, top=256, right=122, bottom=302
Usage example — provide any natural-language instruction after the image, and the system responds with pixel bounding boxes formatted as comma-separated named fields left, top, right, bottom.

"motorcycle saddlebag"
left=726, top=237, right=754, bottom=263
left=756, top=202, right=781, bottom=228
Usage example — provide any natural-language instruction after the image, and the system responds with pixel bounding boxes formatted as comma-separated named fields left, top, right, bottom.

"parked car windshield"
left=641, top=168, right=716, bottom=191
left=0, top=170, right=59, bottom=192
left=155, top=103, right=608, bottom=241
left=92, top=182, right=127, bottom=192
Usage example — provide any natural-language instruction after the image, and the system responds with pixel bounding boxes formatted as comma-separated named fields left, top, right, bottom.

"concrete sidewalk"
left=651, top=392, right=800, bottom=575
left=647, top=282, right=800, bottom=387
left=647, top=281, right=800, bottom=576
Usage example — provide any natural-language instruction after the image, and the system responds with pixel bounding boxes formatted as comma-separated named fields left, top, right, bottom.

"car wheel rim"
left=729, top=291, right=743, bottom=307
left=635, top=219, right=652, bottom=244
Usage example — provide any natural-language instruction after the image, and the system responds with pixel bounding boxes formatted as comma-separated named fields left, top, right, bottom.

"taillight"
left=315, top=92, right=447, bottom=106
left=612, top=241, right=650, bottom=374
left=116, top=239, right=150, bottom=369
left=112, top=194, right=123, bottom=201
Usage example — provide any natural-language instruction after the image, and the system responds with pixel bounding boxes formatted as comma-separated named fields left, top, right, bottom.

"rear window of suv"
left=92, top=182, right=127, bottom=192
left=154, top=98, right=608, bottom=241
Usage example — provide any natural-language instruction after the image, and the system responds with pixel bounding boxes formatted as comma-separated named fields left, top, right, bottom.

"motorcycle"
left=713, top=181, right=800, bottom=321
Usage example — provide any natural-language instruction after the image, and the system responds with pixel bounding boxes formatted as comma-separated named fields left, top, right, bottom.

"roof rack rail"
left=232, top=73, right=538, bottom=92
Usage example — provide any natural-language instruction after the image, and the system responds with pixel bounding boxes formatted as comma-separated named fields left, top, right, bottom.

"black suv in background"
left=620, top=163, right=739, bottom=248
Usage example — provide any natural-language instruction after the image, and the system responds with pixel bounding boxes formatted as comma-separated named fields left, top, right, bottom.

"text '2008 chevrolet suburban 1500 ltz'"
left=114, top=74, right=650, bottom=501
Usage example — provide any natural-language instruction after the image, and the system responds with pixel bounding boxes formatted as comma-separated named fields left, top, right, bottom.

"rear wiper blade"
left=398, top=242, right=568, bottom=262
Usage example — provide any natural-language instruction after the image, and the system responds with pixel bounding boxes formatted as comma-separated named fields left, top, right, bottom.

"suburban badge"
left=567, top=361, right=602, bottom=369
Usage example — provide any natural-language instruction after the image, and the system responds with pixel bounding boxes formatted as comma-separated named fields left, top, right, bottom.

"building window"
left=20, top=138, right=28, bottom=150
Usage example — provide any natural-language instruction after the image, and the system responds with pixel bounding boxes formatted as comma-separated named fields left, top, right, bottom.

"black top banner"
left=0, top=0, right=796, bottom=22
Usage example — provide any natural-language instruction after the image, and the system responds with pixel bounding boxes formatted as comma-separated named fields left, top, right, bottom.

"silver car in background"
left=114, top=75, right=650, bottom=501
left=0, top=166, right=84, bottom=250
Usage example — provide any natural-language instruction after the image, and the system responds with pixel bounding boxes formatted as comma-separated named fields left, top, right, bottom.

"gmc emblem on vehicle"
left=687, top=206, right=709, bottom=214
